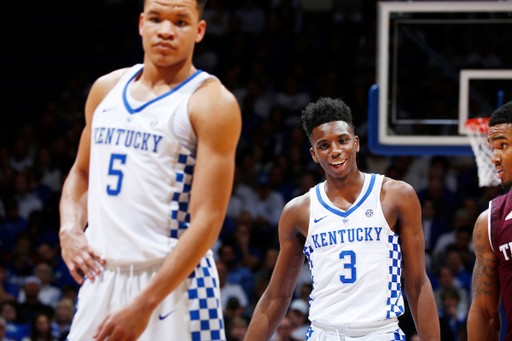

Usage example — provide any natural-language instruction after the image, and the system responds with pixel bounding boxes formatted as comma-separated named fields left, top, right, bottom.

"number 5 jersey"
left=86, top=64, right=216, bottom=265
left=304, top=173, right=405, bottom=336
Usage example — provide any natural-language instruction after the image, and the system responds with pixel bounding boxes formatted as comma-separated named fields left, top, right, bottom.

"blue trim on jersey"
left=315, top=173, right=376, bottom=218
left=122, top=68, right=203, bottom=114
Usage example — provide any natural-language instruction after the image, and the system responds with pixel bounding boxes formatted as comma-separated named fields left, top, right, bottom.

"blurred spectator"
left=438, top=288, right=466, bottom=341
left=232, top=224, right=262, bottom=271
left=219, top=245, right=254, bottom=300
left=18, top=264, right=61, bottom=309
left=443, top=249, right=472, bottom=294
left=50, top=299, right=74, bottom=340
left=273, top=315, right=299, bottom=341
left=226, top=317, right=248, bottom=341
left=0, top=316, right=7, bottom=341
left=6, top=248, right=33, bottom=289
left=254, top=248, right=279, bottom=286
left=247, top=175, right=285, bottom=228
left=287, top=299, right=309, bottom=340
left=0, top=198, right=28, bottom=256
left=0, top=262, right=17, bottom=303
left=21, top=313, right=56, bottom=341
left=421, top=198, right=449, bottom=271
left=298, top=284, right=312, bottom=304
left=203, top=0, right=230, bottom=37
left=18, top=276, right=53, bottom=323
left=10, top=140, right=33, bottom=173
left=235, top=0, right=266, bottom=34
left=0, top=301, right=30, bottom=341
left=274, top=78, right=311, bottom=118
left=432, top=208, right=475, bottom=264
left=217, top=261, right=248, bottom=315
left=35, top=244, right=76, bottom=290
left=434, top=266, right=469, bottom=319
left=14, top=173, right=43, bottom=221
left=33, top=148, right=62, bottom=193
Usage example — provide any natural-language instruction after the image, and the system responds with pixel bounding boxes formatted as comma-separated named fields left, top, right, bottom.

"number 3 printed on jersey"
left=107, top=153, right=127, bottom=196
left=340, top=250, right=356, bottom=283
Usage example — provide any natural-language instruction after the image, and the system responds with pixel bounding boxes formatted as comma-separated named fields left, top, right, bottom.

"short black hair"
left=143, top=0, right=207, bottom=17
left=489, top=100, right=512, bottom=127
left=301, top=97, right=354, bottom=143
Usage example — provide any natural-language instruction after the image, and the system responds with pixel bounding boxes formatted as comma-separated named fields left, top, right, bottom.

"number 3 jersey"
left=304, top=173, right=404, bottom=335
left=86, top=64, right=216, bottom=265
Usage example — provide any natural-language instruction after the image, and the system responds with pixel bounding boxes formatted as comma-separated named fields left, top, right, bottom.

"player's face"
left=489, top=123, right=512, bottom=187
left=310, top=121, right=359, bottom=180
left=139, top=0, right=205, bottom=67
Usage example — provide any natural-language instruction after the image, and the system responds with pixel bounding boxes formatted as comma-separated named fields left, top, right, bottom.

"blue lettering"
left=116, top=129, right=126, bottom=145
left=347, top=229, right=355, bottom=242
left=125, top=130, right=134, bottom=147
left=98, top=127, right=105, bottom=144
left=365, top=227, right=373, bottom=241
left=320, top=233, right=328, bottom=247
left=375, top=227, right=382, bottom=241
left=153, top=135, right=163, bottom=153
left=312, top=235, right=321, bottom=248
left=338, top=230, right=346, bottom=243
left=94, top=128, right=100, bottom=143
left=328, top=231, right=337, bottom=245
left=141, top=133, right=150, bottom=150
left=105, top=128, right=114, bottom=144
left=134, top=132, right=141, bottom=149
left=356, top=228, right=363, bottom=241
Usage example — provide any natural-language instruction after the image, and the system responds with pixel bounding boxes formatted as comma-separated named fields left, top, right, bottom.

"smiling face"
left=488, top=123, right=512, bottom=187
left=139, top=0, right=206, bottom=67
left=310, top=121, right=359, bottom=181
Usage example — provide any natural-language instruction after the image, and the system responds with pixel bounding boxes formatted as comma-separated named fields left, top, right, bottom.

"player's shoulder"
left=91, top=67, right=132, bottom=96
left=189, top=76, right=240, bottom=117
left=280, top=192, right=310, bottom=230
left=84, top=67, right=132, bottom=124
left=382, top=176, right=417, bottom=198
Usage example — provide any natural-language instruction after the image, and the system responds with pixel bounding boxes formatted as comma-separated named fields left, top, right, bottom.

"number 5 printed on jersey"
left=107, top=154, right=127, bottom=196
left=340, top=250, right=356, bottom=283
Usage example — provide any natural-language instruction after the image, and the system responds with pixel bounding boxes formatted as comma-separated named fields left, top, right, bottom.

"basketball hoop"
left=464, top=118, right=500, bottom=187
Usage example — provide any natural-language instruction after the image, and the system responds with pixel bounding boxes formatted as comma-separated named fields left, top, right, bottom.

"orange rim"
left=465, top=117, right=490, bottom=133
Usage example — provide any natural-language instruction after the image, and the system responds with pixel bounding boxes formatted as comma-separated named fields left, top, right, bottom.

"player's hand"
left=93, top=301, right=151, bottom=341
left=59, top=225, right=104, bottom=284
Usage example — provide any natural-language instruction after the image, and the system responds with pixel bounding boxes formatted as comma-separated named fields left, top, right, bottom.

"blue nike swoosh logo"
left=158, top=310, right=176, bottom=320
left=103, top=107, right=116, bottom=112
left=314, top=216, right=327, bottom=223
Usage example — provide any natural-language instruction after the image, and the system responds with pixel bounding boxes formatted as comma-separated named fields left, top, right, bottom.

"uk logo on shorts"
left=365, top=209, right=373, bottom=218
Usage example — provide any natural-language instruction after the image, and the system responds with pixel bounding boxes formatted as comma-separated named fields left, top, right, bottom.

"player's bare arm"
left=244, top=194, right=310, bottom=341
left=93, top=79, right=241, bottom=341
left=467, top=210, right=501, bottom=341
left=382, top=178, right=440, bottom=341
left=59, top=68, right=130, bottom=284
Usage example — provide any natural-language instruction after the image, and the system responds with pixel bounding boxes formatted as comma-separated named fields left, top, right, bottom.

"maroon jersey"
left=490, top=191, right=512, bottom=341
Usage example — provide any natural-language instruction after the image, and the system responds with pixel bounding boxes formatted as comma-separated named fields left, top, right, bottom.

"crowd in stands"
left=2, top=1, right=508, bottom=341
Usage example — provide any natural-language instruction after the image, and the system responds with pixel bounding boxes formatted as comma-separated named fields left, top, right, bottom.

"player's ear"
left=139, top=13, right=145, bottom=36
left=355, top=135, right=360, bottom=153
left=310, top=147, right=319, bottom=163
left=195, top=20, right=206, bottom=43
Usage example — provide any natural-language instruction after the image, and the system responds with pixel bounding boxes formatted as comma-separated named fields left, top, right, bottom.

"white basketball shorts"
left=67, top=252, right=225, bottom=341
left=305, top=325, right=405, bottom=341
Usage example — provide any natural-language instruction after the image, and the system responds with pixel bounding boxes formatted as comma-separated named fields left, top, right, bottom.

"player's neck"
left=324, top=169, right=365, bottom=202
left=138, top=57, right=197, bottom=92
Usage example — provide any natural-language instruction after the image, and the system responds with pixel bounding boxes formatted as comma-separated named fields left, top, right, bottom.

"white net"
left=464, top=118, right=500, bottom=187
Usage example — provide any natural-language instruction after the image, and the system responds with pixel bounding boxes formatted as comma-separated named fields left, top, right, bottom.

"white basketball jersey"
left=86, top=64, right=216, bottom=265
left=304, top=173, right=404, bottom=335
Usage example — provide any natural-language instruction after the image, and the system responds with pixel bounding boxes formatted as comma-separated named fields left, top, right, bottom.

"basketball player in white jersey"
left=59, top=0, right=241, bottom=340
left=244, top=98, right=439, bottom=341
